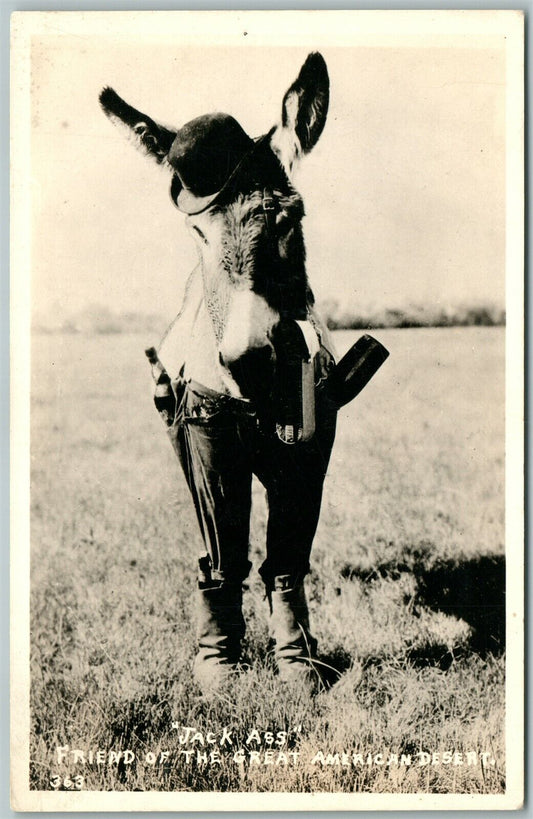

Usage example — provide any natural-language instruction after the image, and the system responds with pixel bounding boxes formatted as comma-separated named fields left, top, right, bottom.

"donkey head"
left=100, top=53, right=329, bottom=403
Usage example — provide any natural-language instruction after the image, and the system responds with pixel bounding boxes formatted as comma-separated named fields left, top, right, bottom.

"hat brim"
left=170, top=133, right=271, bottom=215
left=174, top=186, right=221, bottom=215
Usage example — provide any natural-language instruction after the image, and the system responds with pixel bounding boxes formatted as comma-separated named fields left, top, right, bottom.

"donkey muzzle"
left=219, top=344, right=275, bottom=404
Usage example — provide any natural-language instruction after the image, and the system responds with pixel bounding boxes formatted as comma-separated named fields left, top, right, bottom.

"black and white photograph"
left=11, top=10, right=524, bottom=811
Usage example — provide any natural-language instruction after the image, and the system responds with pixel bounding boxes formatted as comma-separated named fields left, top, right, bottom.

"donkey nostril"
left=192, top=225, right=208, bottom=244
left=222, top=344, right=272, bottom=369
left=223, top=345, right=274, bottom=400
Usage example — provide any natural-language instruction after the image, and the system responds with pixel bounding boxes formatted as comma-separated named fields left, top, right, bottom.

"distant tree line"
left=32, top=300, right=505, bottom=335
left=318, top=300, right=505, bottom=330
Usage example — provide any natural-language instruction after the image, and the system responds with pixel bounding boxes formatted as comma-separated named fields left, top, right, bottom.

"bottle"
left=325, top=334, right=389, bottom=409
left=145, top=346, right=176, bottom=427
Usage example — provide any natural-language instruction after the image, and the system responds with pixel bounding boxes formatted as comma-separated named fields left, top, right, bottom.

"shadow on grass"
left=416, top=555, right=505, bottom=656
left=341, top=553, right=505, bottom=667
left=315, top=645, right=353, bottom=688
left=245, top=640, right=353, bottom=690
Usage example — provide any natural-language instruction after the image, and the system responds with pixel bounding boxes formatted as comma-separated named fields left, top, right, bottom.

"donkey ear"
left=270, top=52, right=329, bottom=174
left=99, top=87, right=177, bottom=165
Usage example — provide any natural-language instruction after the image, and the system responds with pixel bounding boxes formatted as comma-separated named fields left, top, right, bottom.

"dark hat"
left=168, top=113, right=260, bottom=214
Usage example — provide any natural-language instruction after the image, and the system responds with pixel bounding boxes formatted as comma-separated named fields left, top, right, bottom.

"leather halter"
left=262, top=187, right=277, bottom=235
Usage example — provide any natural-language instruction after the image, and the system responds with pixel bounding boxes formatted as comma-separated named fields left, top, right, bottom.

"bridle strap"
left=262, top=187, right=277, bottom=235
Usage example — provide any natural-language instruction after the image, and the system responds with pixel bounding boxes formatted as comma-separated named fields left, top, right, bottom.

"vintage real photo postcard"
left=11, top=9, right=524, bottom=811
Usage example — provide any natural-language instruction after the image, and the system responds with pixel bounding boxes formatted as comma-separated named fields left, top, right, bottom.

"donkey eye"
left=275, top=214, right=294, bottom=236
left=277, top=221, right=294, bottom=241
left=193, top=225, right=208, bottom=244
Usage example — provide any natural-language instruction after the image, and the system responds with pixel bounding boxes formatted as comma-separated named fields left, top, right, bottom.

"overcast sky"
left=29, top=24, right=507, bottom=322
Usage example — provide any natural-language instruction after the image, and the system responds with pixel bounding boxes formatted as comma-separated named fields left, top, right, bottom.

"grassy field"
left=29, top=327, right=505, bottom=794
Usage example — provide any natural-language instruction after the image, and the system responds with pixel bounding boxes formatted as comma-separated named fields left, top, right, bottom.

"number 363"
left=49, top=774, right=84, bottom=790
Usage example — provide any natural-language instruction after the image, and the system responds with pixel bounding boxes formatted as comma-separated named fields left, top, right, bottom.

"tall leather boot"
left=267, top=575, right=319, bottom=684
left=193, top=583, right=245, bottom=693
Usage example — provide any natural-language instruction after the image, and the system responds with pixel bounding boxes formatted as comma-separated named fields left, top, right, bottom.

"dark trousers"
left=169, top=381, right=336, bottom=590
